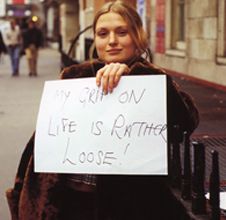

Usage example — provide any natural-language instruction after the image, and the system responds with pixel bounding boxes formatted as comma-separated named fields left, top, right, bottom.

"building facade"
left=152, top=0, right=226, bottom=88
left=58, top=0, right=226, bottom=87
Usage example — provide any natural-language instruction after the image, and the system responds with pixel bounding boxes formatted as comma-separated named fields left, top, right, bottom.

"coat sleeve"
left=60, top=60, right=105, bottom=79
left=166, top=77, right=199, bottom=142
left=6, top=132, right=63, bottom=220
left=6, top=132, right=35, bottom=220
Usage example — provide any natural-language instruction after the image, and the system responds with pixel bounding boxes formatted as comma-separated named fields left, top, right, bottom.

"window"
left=171, top=0, right=185, bottom=50
left=223, top=1, right=226, bottom=57
left=217, top=0, right=226, bottom=64
left=165, top=0, right=186, bottom=57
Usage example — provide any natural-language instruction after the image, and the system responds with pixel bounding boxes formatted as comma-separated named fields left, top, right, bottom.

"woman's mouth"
left=107, top=49, right=122, bottom=54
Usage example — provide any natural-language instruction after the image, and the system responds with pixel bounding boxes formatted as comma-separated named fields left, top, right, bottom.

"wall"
left=152, top=0, right=226, bottom=87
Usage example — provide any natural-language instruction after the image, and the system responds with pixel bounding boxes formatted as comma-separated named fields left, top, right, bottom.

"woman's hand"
left=96, top=63, right=130, bottom=94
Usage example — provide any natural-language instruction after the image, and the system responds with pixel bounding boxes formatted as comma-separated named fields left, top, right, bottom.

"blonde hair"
left=90, top=1, right=150, bottom=60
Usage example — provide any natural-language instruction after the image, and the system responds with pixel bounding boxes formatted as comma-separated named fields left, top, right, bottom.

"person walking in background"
left=4, top=19, right=22, bottom=76
left=23, top=19, right=43, bottom=77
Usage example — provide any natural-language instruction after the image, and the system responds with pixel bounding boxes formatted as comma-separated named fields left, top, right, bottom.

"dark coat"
left=22, top=27, right=43, bottom=49
left=6, top=59, right=199, bottom=220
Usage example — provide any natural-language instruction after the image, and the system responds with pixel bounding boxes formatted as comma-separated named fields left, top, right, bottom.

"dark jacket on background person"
left=6, top=58, right=199, bottom=220
left=22, top=26, right=43, bottom=49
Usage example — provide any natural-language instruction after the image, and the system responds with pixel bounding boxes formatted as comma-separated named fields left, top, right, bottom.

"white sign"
left=35, top=75, right=167, bottom=175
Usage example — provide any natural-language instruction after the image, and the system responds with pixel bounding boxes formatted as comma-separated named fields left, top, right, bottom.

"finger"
left=96, top=66, right=106, bottom=87
left=96, top=63, right=130, bottom=94
left=113, top=64, right=130, bottom=88
left=108, top=63, right=121, bottom=93
left=102, top=64, right=115, bottom=94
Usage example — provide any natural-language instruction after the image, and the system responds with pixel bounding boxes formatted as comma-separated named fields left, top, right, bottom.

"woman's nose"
left=108, top=32, right=117, bottom=45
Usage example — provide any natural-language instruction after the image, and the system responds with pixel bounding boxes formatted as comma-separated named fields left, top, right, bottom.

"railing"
left=168, top=126, right=224, bottom=220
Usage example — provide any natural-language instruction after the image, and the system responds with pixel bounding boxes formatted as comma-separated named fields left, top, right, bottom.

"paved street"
left=0, top=47, right=226, bottom=219
left=0, top=48, right=60, bottom=219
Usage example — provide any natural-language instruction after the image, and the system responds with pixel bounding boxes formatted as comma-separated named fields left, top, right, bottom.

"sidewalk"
left=0, top=47, right=61, bottom=220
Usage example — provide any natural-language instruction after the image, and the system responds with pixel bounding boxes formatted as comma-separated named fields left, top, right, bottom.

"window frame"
left=165, top=0, right=186, bottom=57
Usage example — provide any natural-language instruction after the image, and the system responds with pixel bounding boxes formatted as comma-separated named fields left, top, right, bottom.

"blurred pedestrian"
left=0, top=30, right=7, bottom=58
left=5, top=19, right=22, bottom=76
left=23, top=19, right=43, bottom=77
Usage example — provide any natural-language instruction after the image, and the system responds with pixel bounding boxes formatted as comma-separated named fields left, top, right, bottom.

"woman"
left=6, top=1, right=199, bottom=220
left=5, top=19, right=22, bottom=76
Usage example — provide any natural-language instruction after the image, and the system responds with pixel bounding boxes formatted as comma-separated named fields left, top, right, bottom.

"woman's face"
left=95, top=12, right=137, bottom=63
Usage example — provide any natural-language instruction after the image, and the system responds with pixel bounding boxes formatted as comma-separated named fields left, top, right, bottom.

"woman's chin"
left=103, top=57, right=132, bottom=64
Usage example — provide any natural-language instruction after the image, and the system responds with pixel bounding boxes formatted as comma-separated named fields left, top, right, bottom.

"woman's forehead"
left=95, top=12, right=128, bottom=29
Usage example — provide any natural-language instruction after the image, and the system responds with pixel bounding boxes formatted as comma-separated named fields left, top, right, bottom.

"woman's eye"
left=97, top=31, right=108, bottom=37
left=117, top=29, right=128, bottom=36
